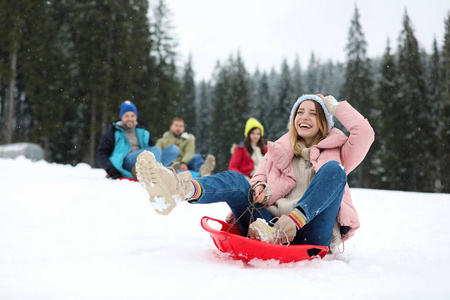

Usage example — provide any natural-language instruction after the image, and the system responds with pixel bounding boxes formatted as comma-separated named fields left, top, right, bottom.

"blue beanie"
left=289, top=95, right=334, bottom=131
left=120, top=100, right=138, bottom=119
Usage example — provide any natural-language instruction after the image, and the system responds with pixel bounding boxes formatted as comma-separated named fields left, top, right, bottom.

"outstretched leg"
left=136, top=151, right=272, bottom=235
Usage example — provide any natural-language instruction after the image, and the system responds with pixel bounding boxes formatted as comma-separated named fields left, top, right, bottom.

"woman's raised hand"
left=324, top=95, right=339, bottom=115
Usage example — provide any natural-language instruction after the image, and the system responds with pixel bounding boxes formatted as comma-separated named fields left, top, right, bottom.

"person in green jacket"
left=156, top=117, right=216, bottom=177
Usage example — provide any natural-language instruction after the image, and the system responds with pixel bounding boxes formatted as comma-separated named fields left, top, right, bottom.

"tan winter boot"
left=248, top=215, right=297, bottom=244
left=131, top=166, right=137, bottom=178
left=199, top=155, right=216, bottom=177
left=136, top=151, right=193, bottom=215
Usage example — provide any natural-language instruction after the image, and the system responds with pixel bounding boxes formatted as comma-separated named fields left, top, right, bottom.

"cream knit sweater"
left=267, top=148, right=315, bottom=217
left=251, top=143, right=264, bottom=175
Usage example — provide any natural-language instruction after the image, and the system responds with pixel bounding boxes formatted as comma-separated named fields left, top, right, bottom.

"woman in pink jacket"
left=136, top=94, right=374, bottom=252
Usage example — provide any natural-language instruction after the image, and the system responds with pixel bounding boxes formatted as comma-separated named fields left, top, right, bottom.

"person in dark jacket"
left=228, top=118, right=267, bottom=180
left=95, top=101, right=179, bottom=179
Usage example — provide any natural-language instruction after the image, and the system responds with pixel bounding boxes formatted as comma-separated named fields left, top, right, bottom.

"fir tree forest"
left=1, top=1, right=449, bottom=193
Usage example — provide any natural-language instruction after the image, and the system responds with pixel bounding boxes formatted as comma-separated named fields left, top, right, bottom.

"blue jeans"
left=122, top=145, right=179, bottom=171
left=188, top=153, right=205, bottom=171
left=193, top=161, right=347, bottom=246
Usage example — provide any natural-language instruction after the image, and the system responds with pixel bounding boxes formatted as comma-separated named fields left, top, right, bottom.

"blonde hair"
left=288, top=100, right=329, bottom=156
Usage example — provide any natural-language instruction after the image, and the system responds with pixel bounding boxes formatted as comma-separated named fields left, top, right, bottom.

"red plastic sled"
left=201, top=216, right=328, bottom=263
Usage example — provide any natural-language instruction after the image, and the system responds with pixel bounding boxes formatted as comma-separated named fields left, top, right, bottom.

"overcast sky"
left=164, top=0, right=449, bottom=82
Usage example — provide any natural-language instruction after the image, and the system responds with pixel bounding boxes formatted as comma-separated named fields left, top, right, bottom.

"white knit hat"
left=289, top=94, right=334, bottom=131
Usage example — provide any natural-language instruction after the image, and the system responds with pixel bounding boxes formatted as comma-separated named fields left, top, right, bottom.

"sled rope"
left=226, top=188, right=267, bottom=237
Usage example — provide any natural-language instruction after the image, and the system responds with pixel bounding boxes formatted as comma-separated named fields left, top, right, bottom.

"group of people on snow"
left=95, top=101, right=216, bottom=180
left=96, top=94, right=374, bottom=255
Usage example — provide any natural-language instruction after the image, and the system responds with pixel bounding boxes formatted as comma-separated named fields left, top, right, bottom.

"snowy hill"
left=1, top=157, right=449, bottom=299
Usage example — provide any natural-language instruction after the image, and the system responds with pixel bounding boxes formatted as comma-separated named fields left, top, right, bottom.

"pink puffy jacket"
left=250, top=101, right=374, bottom=241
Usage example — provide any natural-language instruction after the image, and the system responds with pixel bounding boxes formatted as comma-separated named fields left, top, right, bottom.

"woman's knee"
left=321, top=161, right=347, bottom=184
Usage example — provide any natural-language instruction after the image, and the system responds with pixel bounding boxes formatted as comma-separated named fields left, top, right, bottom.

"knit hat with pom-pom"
left=120, top=100, right=138, bottom=119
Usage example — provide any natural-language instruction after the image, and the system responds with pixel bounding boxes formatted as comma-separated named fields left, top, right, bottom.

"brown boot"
left=169, top=161, right=181, bottom=173
left=131, top=165, right=137, bottom=178
left=136, top=151, right=193, bottom=215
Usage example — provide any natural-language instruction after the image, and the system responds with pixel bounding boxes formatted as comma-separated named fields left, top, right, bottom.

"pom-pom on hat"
left=244, top=118, right=264, bottom=137
left=289, top=95, right=334, bottom=131
left=120, top=100, right=138, bottom=119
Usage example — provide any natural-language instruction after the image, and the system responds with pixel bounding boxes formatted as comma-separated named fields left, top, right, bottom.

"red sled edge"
left=119, top=177, right=138, bottom=182
left=106, top=174, right=139, bottom=182
left=201, top=216, right=328, bottom=263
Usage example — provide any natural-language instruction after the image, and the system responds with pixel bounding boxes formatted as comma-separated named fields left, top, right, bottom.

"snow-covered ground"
left=1, top=157, right=449, bottom=299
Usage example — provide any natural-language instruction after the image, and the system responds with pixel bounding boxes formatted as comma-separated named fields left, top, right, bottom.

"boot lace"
left=268, top=217, right=291, bottom=245
left=167, top=167, right=189, bottom=193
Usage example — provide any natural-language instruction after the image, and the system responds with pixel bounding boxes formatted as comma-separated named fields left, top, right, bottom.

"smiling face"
left=121, top=111, right=137, bottom=129
left=294, top=100, right=320, bottom=147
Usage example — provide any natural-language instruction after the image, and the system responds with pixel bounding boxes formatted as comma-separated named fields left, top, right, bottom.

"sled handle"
left=201, top=216, right=230, bottom=233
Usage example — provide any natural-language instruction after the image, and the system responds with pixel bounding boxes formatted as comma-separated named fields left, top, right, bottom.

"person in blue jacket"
left=95, top=100, right=179, bottom=179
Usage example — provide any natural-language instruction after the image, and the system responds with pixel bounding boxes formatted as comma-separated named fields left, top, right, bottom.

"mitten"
left=107, top=166, right=121, bottom=179
left=324, top=95, right=339, bottom=116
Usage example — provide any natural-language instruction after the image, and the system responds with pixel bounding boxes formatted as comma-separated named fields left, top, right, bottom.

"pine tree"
left=210, top=60, right=233, bottom=171
left=255, top=72, right=274, bottom=141
left=427, top=38, right=442, bottom=191
left=210, top=54, right=251, bottom=171
left=439, top=12, right=450, bottom=193
left=149, top=0, right=180, bottom=137
left=304, top=53, right=320, bottom=93
left=272, top=59, right=294, bottom=139
left=316, top=60, right=345, bottom=98
left=250, top=68, right=261, bottom=113
left=196, top=80, right=213, bottom=156
left=23, top=0, right=75, bottom=161
left=397, top=10, right=434, bottom=191
left=0, top=0, right=39, bottom=143
left=343, top=5, right=374, bottom=187
left=292, top=56, right=302, bottom=96
left=375, top=39, right=403, bottom=190
left=180, top=54, right=197, bottom=135
left=429, top=39, right=441, bottom=118
left=230, top=53, right=251, bottom=142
